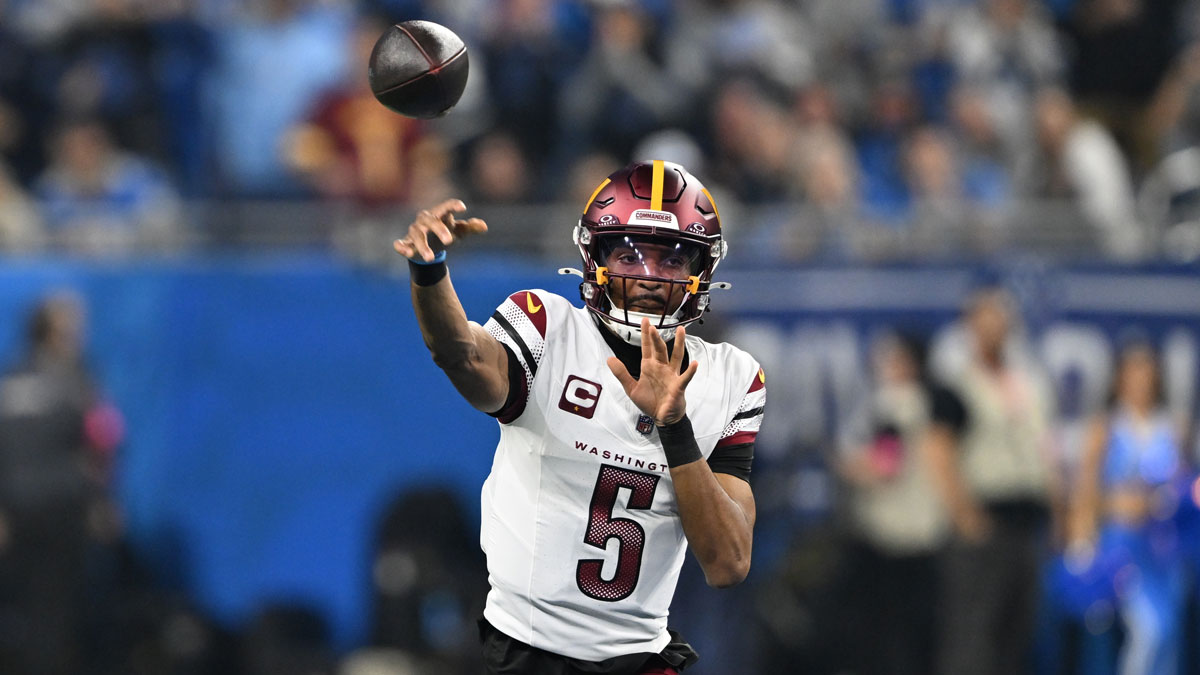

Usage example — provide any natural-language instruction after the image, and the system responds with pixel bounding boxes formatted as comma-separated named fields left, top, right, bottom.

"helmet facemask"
left=576, top=227, right=721, bottom=345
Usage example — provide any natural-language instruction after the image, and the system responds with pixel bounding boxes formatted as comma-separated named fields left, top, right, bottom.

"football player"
left=393, top=160, right=765, bottom=674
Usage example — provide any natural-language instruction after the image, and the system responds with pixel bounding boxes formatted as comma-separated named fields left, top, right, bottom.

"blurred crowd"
left=3, top=0, right=1200, bottom=674
left=800, top=286, right=1200, bottom=675
left=3, top=0, right=1200, bottom=258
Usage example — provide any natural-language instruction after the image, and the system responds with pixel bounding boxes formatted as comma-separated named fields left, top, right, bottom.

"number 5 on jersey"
left=576, top=464, right=661, bottom=601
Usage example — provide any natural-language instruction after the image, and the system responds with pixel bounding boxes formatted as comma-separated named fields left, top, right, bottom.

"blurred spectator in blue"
left=147, top=4, right=215, bottom=198
left=285, top=15, right=434, bottom=209
left=480, top=0, right=589, bottom=172
left=1069, top=339, right=1188, bottom=675
left=1064, top=0, right=1188, bottom=174
left=0, top=161, right=43, bottom=252
left=34, top=118, right=182, bottom=255
left=856, top=78, right=920, bottom=224
left=0, top=292, right=123, bottom=675
left=903, top=125, right=1011, bottom=254
left=205, top=0, right=354, bottom=197
left=559, top=1, right=687, bottom=164
left=1031, top=88, right=1142, bottom=258
left=947, top=85, right=1019, bottom=207
left=667, top=0, right=814, bottom=97
left=935, top=0, right=1063, bottom=161
left=925, top=284, right=1057, bottom=675
left=836, top=332, right=964, bottom=675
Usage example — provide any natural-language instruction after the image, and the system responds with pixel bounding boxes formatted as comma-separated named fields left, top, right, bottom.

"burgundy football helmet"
left=568, top=160, right=728, bottom=344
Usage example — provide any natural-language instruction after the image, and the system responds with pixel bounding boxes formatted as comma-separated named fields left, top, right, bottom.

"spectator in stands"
left=902, top=126, right=972, bottom=248
left=285, top=15, right=431, bottom=209
left=0, top=160, right=43, bottom=252
left=901, top=124, right=1012, bottom=254
left=837, top=332, right=963, bottom=675
left=44, top=0, right=168, bottom=167
left=709, top=78, right=797, bottom=202
left=559, top=2, right=688, bottom=163
left=34, top=118, right=182, bottom=255
left=205, top=0, right=354, bottom=196
left=1070, top=339, right=1188, bottom=675
left=1031, top=88, right=1143, bottom=258
left=666, top=0, right=814, bottom=96
left=948, top=86, right=1018, bottom=212
left=0, top=292, right=122, bottom=675
left=788, top=126, right=860, bottom=259
left=1063, top=0, right=1188, bottom=174
left=926, top=284, right=1057, bottom=675
left=465, top=131, right=532, bottom=205
left=937, top=0, right=1064, bottom=153
left=479, top=0, right=588, bottom=165
left=856, top=78, right=921, bottom=225
left=0, top=2, right=45, bottom=185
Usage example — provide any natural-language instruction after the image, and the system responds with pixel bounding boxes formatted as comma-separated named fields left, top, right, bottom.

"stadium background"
left=0, top=0, right=1199, bottom=673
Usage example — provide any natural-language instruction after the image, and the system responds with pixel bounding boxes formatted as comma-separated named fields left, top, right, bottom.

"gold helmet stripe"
left=700, top=187, right=720, bottom=223
left=583, top=178, right=611, bottom=215
left=650, top=160, right=665, bottom=211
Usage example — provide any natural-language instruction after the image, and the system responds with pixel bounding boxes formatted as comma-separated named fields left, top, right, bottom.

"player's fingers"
left=647, top=319, right=669, bottom=361
left=393, top=238, right=414, bottom=257
left=640, top=318, right=655, bottom=362
left=453, top=217, right=489, bottom=235
left=678, top=360, right=700, bottom=389
left=416, top=209, right=455, bottom=247
left=407, top=223, right=438, bottom=262
left=431, top=219, right=456, bottom=246
left=669, top=326, right=686, bottom=371
left=607, top=357, right=637, bottom=393
left=430, top=198, right=467, bottom=219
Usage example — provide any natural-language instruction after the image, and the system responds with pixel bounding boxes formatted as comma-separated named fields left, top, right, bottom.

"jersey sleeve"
left=483, top=290, right=549, bottom=424
left=716, top=366, right=766, bottom=451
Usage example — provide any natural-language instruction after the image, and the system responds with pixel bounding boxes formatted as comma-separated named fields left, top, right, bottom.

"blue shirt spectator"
left=204, top=0, right=353, bottom=196
left=34, top=119, right=181, bottom=255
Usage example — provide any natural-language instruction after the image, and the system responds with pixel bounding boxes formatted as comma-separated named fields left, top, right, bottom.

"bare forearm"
left=1070, top=419, right=1108, bottom=540
left=411, top=272, right=475, bottom=365
left=409, top=271, right=506, bottom=411
left=671, top=461, right=753, bottom=588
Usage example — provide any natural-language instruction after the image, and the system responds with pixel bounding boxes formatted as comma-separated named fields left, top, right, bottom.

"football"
left=367, top=20, right=469, bottom=119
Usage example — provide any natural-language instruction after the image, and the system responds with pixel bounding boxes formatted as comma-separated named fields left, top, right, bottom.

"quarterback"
left=393, top=160, right=765, bottom=674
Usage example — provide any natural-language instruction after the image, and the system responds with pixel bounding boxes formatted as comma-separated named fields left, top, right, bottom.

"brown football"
left=367, top=20, right=469, bottom=119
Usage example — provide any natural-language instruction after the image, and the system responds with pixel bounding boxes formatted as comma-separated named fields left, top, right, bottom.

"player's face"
left=600, top=237, right=702, bottom=314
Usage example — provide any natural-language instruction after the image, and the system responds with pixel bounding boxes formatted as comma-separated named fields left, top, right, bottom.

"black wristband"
left=408, top=260, right=447, bottom=286
left=656, top=415, right=703, bottom=468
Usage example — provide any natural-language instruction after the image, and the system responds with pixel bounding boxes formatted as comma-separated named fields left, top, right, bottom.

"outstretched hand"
left=607, top=318, right=699, bottom=426
left=393, top=199, right=488, bottom=262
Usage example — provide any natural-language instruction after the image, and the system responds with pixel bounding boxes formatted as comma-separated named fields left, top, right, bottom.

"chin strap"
left=599, top=310, right=679, bottom=346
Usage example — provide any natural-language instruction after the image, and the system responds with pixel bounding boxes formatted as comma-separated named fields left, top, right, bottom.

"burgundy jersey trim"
left=510, top=291, right=547, bottom=338
left=716, top=430, right=757, bottom=448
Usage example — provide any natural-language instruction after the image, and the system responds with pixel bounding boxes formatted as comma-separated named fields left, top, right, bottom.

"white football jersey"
left=480, top=289, right=765, bottom=662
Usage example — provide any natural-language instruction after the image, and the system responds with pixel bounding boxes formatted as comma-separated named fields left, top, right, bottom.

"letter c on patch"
left=559, top=375, right=602, bottom=419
